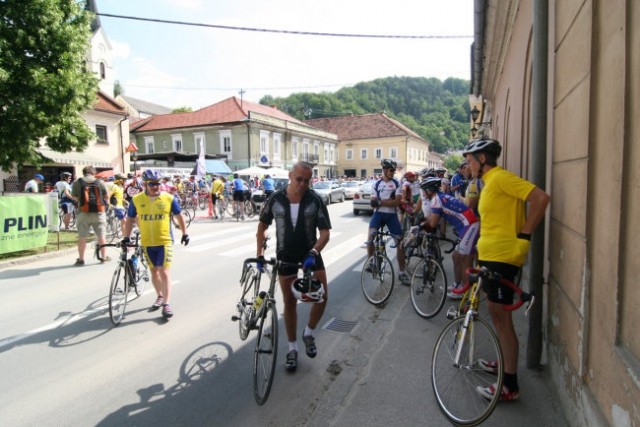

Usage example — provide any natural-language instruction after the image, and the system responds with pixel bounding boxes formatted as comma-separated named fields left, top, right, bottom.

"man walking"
left=71, top=166, right=109, bottom=265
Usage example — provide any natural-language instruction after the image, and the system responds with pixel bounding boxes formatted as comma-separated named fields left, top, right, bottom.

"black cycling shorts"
left=232, top=191, right=244, bottom=201
left=478, top=261, right=520, bottom=305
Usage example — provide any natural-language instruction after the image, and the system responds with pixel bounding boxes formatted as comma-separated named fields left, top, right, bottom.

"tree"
left=113, top=80, right=125, bottom=98
left=172, top=106, right=193, bottom=113
left=0, top=0, right=99, bottom=170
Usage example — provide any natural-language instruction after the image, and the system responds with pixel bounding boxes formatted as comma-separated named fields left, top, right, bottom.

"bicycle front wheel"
left=132, top=256, right=149, bottom=297
left=410, top=258, right=447, bottom=319
left=109, top=264, right=129, bottom=325
left=432, top=316, right=504, bottom=426
left=253, top=303, right=278, bottom=405
left=360, top=254, right=395, bottom=306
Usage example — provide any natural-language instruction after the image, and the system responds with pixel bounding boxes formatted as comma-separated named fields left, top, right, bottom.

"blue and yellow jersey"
left=128, top=192, right=181, bottom=247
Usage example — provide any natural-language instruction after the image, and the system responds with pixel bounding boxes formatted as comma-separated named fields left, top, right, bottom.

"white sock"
left=289, top=341, right=298, bottom=352
left=303, top=325, right=314, bottom=337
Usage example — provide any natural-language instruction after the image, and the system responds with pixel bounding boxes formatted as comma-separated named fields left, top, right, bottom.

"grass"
left=0, top=230, right=97, bottom=261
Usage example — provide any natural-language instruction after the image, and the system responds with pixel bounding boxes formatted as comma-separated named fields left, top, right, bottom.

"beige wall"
left=480, top=0, right=640, bottom=425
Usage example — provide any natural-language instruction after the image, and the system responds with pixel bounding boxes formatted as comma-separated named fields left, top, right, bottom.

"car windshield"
left=343, top=181, right=360, bottom=187
left=360, top=182, right=374, bottom=193
left=312, top=182, right=331, bottom=189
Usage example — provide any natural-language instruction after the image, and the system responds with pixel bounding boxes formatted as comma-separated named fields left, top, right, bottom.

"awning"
left=205, top=159, right=232, bottom=175
left=37, top=148, right=113, bottom=168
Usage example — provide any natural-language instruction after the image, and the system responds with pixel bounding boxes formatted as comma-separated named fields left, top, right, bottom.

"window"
left=144, top=136, right=154, bottom=154
left=95, top=125, right=107, bottom=144
left=260, top=130, right=270, bottom=155
left=324, top=144, right=329, bottom=163
left=219, top=130, right=232, bottom=159
left=346, top=149, right=353, bottom=160
left=172, top=134, right=183, bottom=152
left=360, top=149, right=368, bottom=160
left=302, top=139, right=310, bottom=161
left=291, top=137, right=299, bottom=159
left=389, top=147, right=398, bottom=158
left=375, top=148, right=382, bottom=159
left=273, top=133, right=282, bottom=161
left=99, top=62, right=106, bottom=79
left=193, top=132, right=205, bottom=153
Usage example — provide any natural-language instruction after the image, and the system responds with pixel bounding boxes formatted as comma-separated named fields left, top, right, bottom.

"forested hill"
left=259, top=76, right=471, bottom=154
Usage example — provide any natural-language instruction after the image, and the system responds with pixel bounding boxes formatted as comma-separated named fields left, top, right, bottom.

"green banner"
left=0, top=195, right=49, bottom=254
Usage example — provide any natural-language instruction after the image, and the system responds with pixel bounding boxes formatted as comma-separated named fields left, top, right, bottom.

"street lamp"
left=470, top=105, right=492, bottom=138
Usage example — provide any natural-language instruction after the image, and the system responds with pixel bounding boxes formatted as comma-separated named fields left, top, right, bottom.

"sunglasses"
left=294, top=176, right=311, bottom=184
left=384, top=168, right=396, bottom=173
left=147, top=182, right=161, bottom=187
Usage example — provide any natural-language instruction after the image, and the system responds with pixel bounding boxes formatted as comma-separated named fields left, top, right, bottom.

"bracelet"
left=310, top=248, right=320, bottom=256
left=517, top=232, right=531, bottom=241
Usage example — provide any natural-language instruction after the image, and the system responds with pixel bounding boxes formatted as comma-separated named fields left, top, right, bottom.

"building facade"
left=472, top=1, right=639, bottom=426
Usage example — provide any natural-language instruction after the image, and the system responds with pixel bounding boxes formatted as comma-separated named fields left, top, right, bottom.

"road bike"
left=58, top=204, right=77, bottom=230
left=431, top=267, right=534, bottom=426
left=105, top=206, right=122, bottom=242
left=360, top=228, right=396, bottom=306
left=96, top=230, right=150, bottom=325
left=231, top=253, right=303, bottom=405
left=407, top=230, right=456, bottom=319
left=213, top=193, right=226, bottom=219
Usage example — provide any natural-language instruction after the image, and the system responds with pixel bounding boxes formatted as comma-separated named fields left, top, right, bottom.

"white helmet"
left=291, top=274, right=326, bottom=303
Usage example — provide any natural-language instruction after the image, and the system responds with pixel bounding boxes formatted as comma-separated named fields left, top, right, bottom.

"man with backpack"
left=71, top=165, right=109, bottom=265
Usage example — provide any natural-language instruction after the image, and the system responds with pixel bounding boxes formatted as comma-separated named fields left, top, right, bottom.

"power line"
left=97, top=13, right=473, bottom=39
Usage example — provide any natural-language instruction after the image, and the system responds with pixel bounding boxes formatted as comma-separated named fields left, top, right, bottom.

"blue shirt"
left=262, top=177, right=275, bottom=191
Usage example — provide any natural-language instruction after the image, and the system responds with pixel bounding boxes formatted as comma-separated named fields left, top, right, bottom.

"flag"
left=196, top=140, right=206, bottom=179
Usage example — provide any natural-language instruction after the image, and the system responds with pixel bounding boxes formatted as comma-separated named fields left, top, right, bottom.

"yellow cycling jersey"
left=477, top=167, right=535, bottom=266
left=211, top=179, right=224, bottom=196
left=131, top=192, right=178, bottom=247
left=112, top=184, right=125, bottom=208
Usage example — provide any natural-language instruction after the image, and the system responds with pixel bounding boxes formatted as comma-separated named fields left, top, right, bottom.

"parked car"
left=251, top=177, right=289, bottom=210
left=353, top=181, right=376, bottom=215
left=341, top=181, right=362, bottom=199
left=311, top=181, right=345, bottom=204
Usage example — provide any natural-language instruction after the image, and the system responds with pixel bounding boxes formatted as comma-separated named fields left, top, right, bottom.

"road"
left=0, top=201, right=408, bottom=425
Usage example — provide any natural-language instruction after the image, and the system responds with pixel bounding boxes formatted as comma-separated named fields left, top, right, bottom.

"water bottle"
left=131, top=254, right=139, bottom=269
left=253, top=291, right=267, bottom=312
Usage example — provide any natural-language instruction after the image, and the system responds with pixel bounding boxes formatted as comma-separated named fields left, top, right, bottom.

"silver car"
left=341, top=181, right=362, bottom=199
left=353, top=181, right=376, bottom=215
left=311, top=181, right=345, bottom=204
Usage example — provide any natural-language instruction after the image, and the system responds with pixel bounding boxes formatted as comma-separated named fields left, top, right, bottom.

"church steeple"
left=85, top=0, right=102, bottom=33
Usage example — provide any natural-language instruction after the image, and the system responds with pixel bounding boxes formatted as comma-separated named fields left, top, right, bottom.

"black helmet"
left=419, top=167, right=436, bottom=179
left=462, top=138, right=502, bottom=158
left=114, top=173, right=126, bottom=181
left=380, top=159, right=397, bottom=169
left=420, top=177, right=442, bottom=192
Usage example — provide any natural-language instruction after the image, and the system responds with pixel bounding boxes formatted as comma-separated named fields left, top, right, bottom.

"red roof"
left=304, top=113, right=424, bottom=141
left=131, top=97, right=303, bottom=132
left=93, top=91, right=126, bottom=115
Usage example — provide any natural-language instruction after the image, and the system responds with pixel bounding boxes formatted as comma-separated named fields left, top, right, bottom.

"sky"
left=97, top=0, right=474, bottom=110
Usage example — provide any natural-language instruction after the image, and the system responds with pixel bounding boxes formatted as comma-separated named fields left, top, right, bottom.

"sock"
left=503, top=372, right=519, bottom=392
left=303, top=325, right=314, bottom=337
left=288, top=341, right=298, bottom=352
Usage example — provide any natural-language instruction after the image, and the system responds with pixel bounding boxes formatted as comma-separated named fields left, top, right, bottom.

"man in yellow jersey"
left=463, top=139, right=549, bottom=401
left=122, top=169, right=190, bottom=319
left=111, top=174, right=127, bottom=235
left=210, top=175, right=225, bottom=219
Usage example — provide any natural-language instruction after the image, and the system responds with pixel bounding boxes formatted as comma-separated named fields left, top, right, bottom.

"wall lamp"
left=470, top=106, right=492, bottom=138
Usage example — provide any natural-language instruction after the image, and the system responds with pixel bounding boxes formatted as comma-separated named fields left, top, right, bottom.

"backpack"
left=80, top=179, right=106, bottom=213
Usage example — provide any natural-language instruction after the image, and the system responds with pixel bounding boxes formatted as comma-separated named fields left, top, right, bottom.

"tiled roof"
left=93, top=91, right=126, bottom=115
left=132, top=97, right=303, bottom=132
left=304, top=113, right=424, bottom=141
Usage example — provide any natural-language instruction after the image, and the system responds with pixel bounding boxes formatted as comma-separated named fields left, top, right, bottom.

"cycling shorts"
left=60, top=202, right=75, bottom=214
left=277, top=253, right=326, bottom=277
left=144, top=244, right=173, bottom=268
left=478, top=261, right=520, bottom=305
left=233, top=191, right=245, bottom=201
left=369, top=212, right=403, bottom=239
left=114, top=207, right=126, bottom=220
left=456, top=222, right=480, bottom=255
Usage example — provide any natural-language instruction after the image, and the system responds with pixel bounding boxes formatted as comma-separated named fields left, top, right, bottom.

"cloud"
left=162, top=0, right=203, bottom=11
left=109, top=40, right=131, bottom=60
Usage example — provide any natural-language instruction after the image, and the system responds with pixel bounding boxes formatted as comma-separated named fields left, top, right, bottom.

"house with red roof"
left=130, top=97, right=339, bottom=178
left=304, top=113, right=434, bottom=178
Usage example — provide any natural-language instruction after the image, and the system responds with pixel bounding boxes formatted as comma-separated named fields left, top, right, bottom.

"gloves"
left=303, top=252, right=316, bottom=270
left=121, top=237, right=131, bottom=247
left=370, top=198, right=381, bottom=208
left=181, top=234, right=190, bottom=246
left=256, top=255, right=266, bottom=272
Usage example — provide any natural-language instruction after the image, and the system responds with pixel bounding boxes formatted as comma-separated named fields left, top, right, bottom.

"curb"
left=0, top=246, right=78, bottom=270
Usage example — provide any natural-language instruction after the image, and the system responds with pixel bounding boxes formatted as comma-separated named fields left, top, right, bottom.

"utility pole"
left=239, top=89, right=245, bottom=108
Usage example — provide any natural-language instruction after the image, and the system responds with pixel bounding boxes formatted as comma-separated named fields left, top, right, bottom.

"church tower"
left=85, top=0, right=114, bottom=96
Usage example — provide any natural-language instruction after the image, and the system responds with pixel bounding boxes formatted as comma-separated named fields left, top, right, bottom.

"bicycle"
left=360, top=228, right=396, bottom=306
left=96, top=230, right=150, bottom=325
left=58, top=204, right=77, bottom=230
left=431, top=267, right=534, bottom=426
left=408, top=231, right=456, bottom=319
left=231, top=255, right=304, bottom=405
left=105, top=206, right=122, bottom=242
left=212, top=193, right=226, bottom=220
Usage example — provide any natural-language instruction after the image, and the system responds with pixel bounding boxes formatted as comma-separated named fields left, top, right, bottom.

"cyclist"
left=399, top=171, right=420, bottom=226
left=122, top=169, right=190, bottom=319
left=261, top=174, right=275, bottom=198
left=24, top=173, right=44, bottom=193
left=231, top=173, right=246, bottom=220
left=418, top=176, right=480, bottom=298
left=256, top=161, right=331, bottom=372
left=365, top=159, right=410, bottom=285
left=463, top=138, right=550, bottom=401
left=54, top=172, right=74, bottom=230
left=111, top=174, right=127, bottom=235
left=210, top=175, right=225, bottom=219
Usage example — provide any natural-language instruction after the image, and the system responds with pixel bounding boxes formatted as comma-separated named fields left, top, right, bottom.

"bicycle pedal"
left=446, top=306, right=458, bottom=320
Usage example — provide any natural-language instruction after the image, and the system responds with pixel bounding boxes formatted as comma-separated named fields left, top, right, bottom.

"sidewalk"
left=309, top=249, right=568, bottom=426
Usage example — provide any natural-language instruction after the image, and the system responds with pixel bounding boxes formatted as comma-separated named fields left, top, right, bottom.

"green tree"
left=0, top=0, right=98, bottom=170
left=172, top=106, right=193, bottom=113
left=113, top=80, right=124, bottom=98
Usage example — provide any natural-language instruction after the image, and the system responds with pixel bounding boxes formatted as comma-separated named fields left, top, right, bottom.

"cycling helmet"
left=60, top=171, right=72, bottom=179
left=127, top=172, right=135, bottom=178
left=419, top=167, right=436, bottom=179
left=34, top=174, right=44, bottom=181
left=435, top=167, right=447, bottom=174
left=462, top=138, right=502, bottom=158
left=420, top=177, right=442, bottom=192
left=380, top=159, right=397, bottom=170
left=404, top=171, right=416, bottom=180
left=114, top=173, right=126, bottom=181
left=291, top=273, right=326, bottom=303
left=142, top=169, right=161, bottom=182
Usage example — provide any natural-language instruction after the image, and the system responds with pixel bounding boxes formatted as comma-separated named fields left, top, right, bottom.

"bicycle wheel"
left=432, top=316, right=504, bottom=426
left=238, top=271, right=258, bottom=341
left=360, top=254, right=395, bottom=306
left=253, top=303, right=278, bottom=405
left=404, top=242, right=423, bottom=277
left=109, top=264, right=129, bottom=325
left=131, top=255, right=149, bottom=297
left=217, top=201, right=226, bottom=219
left=245, top=200, right=256, bottom=218
left=199, top=195, right=207, bottom=210
left=180, top=209, right=193, bottom=228
left=410, top=258, right=447, bottom=319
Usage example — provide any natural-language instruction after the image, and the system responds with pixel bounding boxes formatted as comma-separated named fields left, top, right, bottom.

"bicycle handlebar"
left=461, top=267, right=535, bottom=313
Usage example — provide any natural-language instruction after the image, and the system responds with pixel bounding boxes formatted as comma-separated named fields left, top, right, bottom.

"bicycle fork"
left=452, top=311, right=475, bottom=369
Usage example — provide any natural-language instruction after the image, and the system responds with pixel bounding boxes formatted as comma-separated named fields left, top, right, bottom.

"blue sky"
left=98, top=0, right=474, bottom=110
